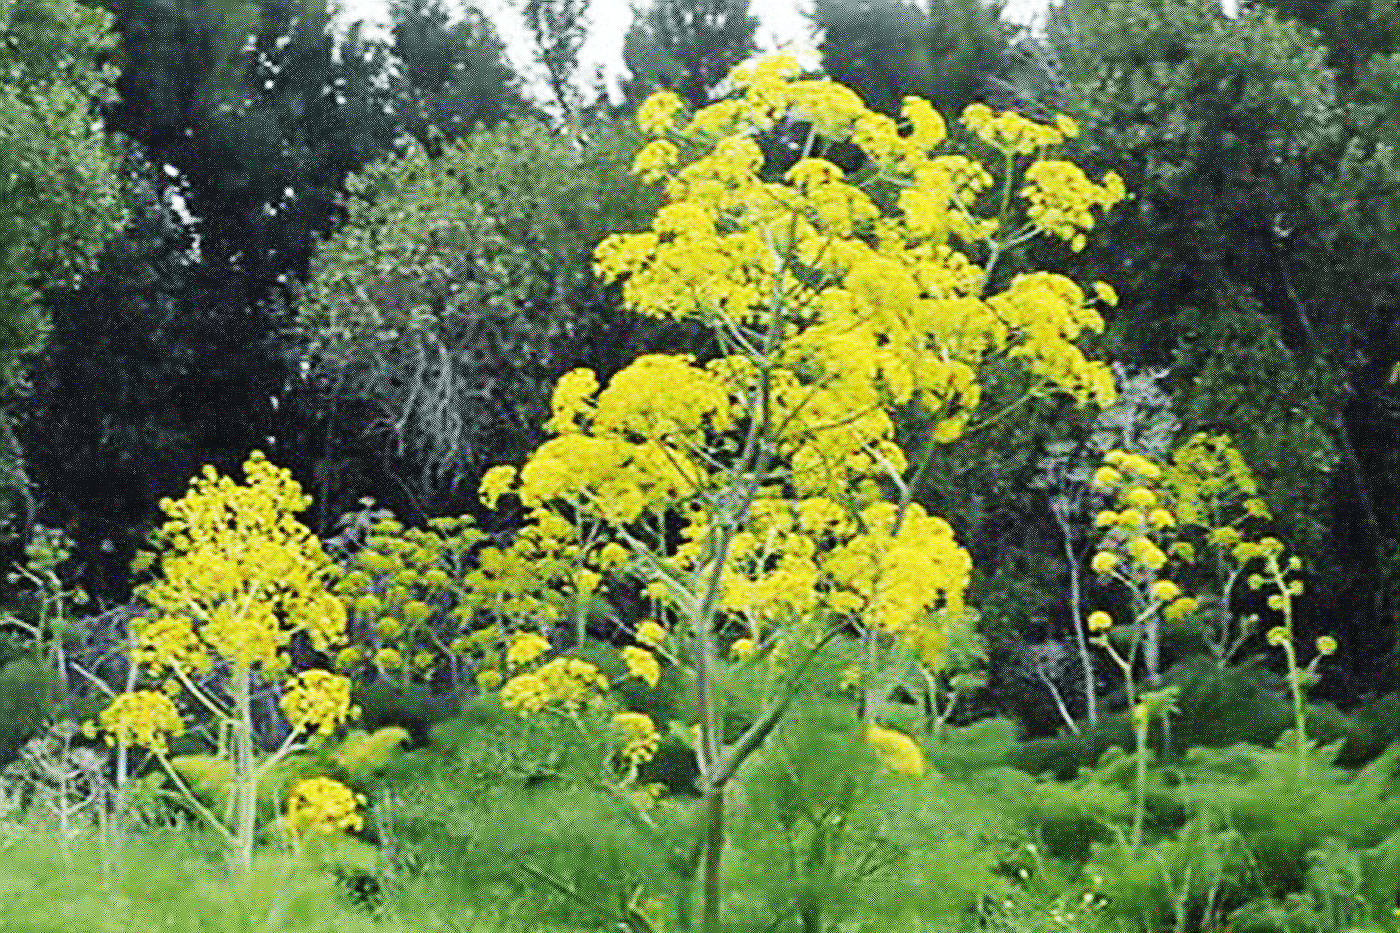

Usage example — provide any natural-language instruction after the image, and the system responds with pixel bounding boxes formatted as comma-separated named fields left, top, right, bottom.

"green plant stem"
left=1131, top=710, right=1147, bottom=850
left=232, top=665, right=257, bottom=872
left=1286, top=639, right=1307, bottom=778
left=700, top=785, right=725, bottom=933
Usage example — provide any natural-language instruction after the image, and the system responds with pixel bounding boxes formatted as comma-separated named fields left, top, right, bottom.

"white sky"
left=335, top=0, right=1057, bottom=105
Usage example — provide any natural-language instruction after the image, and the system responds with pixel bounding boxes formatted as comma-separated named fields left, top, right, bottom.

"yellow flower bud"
left=1123, top=487, right=1157, bottom=509
left=1151, top=580, right=1181, bottom=602
left=1091, top=551, right=1118, bottom=575
left=1094, top=466, right=1122, bottom=489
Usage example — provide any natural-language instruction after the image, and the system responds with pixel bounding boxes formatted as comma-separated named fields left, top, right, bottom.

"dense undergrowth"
left=5, top=671, right=1400, bottom=932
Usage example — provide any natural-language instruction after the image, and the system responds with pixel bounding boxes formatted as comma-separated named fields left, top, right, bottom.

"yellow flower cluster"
left=507, top=632, right=551, bottom=667
left=499, top=656, right=610, bottom=714
left=1090, top=450, right=1198, bottom=623
left=862, top=722, right=926, bottom=777
left=98, top=690, right=185, bottom=754
left=612, top=711, right=661, bottom=765
left=634, top=620, right=668, bottom=647
left=596, top=62, right=1122, bottom=442
left=962, top=103, right=1079, bottom=154
left=1020, top=160, right=1126, bottom=252
left=136, top=452, right=347, bottom=669
left=335, top=512, right=484, bottom=682
left=284, top=776, right=365, bottom=837
left=622, top=645, right=662, bottom=687
left=821, top=501, right=973, bottom=635
left=463, top=512, right=578, bottom=624
left=280, top=669, right=357, bottom=737
left=130, top=615, right=210, bottom=676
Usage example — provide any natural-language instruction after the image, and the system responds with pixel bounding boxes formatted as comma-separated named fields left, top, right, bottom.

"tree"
left=1245, top=0, right=1400, bottom=89
left=812, top=0, right=1015, bottom=119
left=620, top=0, right=758, bottom=110
left=291, top=118, right=668, bottom=522
left=0, top=0, right=125, bottom=530
left=389, top=0, right=531, bottom=150
left=19, top=0, right=410, bottom=600
left=512, top=0, right=592, bottom=118
left=1038, top=0, right=1399, bottom=680
left=17, top=150, right=203, bottom=599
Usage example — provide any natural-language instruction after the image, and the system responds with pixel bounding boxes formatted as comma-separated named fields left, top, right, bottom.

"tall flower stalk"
left=479, top=55, right=1127, bottom=931
left=95, top=453, right=361, bottom=871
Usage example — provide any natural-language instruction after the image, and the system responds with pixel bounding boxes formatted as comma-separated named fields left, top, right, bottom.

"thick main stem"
left=700, top=785, right=725, bottom=933
left=1286, top=641, right=1307, bottom=780
left=1131, top=713, right=1147, bottom=850
left=233, top=666, right=257, bottom=872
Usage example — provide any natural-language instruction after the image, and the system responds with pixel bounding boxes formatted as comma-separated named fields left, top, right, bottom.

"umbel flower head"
left=280, top=669, right=358, bottom=737
left=863, top=722, right=926, bottom=777
left=284, top=776, right=365, bottom=837
left=133, top=451, right=348, bottom=675
left=97, top=690, right=184, bottom=754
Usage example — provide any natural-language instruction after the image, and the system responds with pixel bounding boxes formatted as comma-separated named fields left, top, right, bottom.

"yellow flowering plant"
left=1161, top=433, right=1336, bottom=775
left=327, top=506, right=486, bottom=686
left=1087, top=448, right=1190, bottom=848
left=283, top=775, right=366, bottom=840
left=96, top=452, right=361, bottom=870
left=478, top=55, right=1126, bottom=932
left=1160, top=432, right=1270, bottom=665
left=1088, top=433, right=1338, bottom=825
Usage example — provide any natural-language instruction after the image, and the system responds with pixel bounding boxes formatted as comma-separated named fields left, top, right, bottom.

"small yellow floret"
left=863, top=723, right=926, bottom=777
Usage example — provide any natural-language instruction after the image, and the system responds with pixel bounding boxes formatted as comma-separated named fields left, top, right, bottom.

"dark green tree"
left=290, top=118, right=676, bottom=522
left=15, top=0, right=407, bottom=599
left=390, top=0, right=530, bottom=149
left=16, top=150, right=205, bottom=598
left=1245, top=0, right=1400, bottom=89
left=620, top=0, right=758, bottom=109
left=512, top=0, right=592, bottom=118
left=0, top=0, right=125, bottom=534
left=811, top=0, right=1015, bottom=118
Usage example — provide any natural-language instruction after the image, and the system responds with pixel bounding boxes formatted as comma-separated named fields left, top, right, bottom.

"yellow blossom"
left=863, top=723, right=926, bottom=777
left=1151, top=580, right=1181, bottom=603
left=285, top=776, right=365, bottom=837
left=1094, top=466, right=1122, bottom=488
left=507, top=632, right=551, bottom=667
left=622, top=645, right=662, bottom=687
left=612, top=711, right=661, bottom=765
left=635, top=620, right=668, bottom=647
left=636, top=90, right=685, bottom=135
left=1091, top=552, right=1118, bottom=574
left=280, top=670, right=356, bottom=737
left=99, top=690, right=185, bottom=754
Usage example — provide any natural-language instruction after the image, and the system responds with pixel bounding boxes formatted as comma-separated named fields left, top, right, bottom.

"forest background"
left=7, top=0, right=1400, bottom=728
